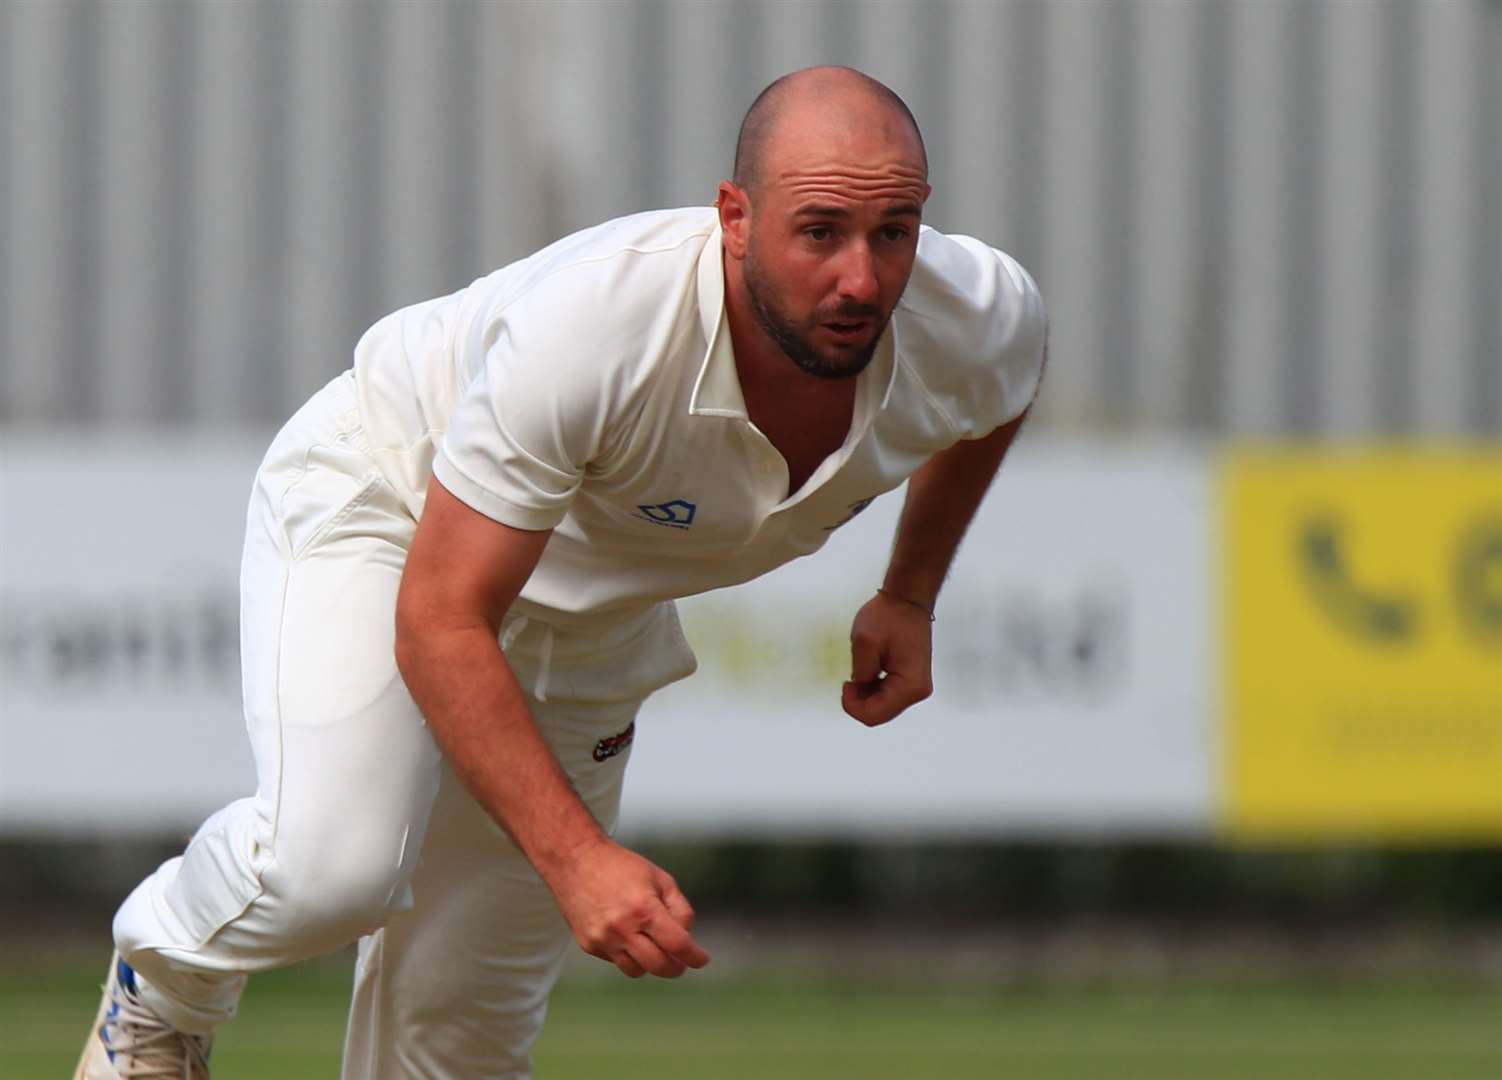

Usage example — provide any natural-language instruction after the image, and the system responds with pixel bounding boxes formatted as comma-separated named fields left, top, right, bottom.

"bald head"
left=732, top=66, right=928, bottom=195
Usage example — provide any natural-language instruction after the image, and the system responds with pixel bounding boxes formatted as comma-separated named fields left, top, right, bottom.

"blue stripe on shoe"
left=104, top=990, right=120, bottom=1060
left=117, top=957, right=138, bottom=996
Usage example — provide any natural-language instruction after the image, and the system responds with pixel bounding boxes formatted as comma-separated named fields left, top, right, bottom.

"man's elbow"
left=392, top=589, right=427, bottom=686
left=393, top=587, right=498, bottom=687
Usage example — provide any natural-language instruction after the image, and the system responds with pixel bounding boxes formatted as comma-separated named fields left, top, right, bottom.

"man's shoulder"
left=904, top=227, right=1042, bottom=326
left=896, top=227, right=1046, bottom=370
left=427, top=207, right=718, bottom=401
left=544, top=206, right=718, bottom=264
left=885, top=227, right=1047, bottom=435
left=484, top=206, right=718, bottom=313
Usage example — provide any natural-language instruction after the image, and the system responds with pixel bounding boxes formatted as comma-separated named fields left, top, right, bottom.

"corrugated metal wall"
left=2, top=0, right=1498, bottom=436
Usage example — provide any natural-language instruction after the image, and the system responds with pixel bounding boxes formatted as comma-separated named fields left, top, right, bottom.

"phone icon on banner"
left=1297, top=515, right=1417, bottom=644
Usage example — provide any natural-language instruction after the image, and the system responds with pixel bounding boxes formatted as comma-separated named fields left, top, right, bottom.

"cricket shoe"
left=74, top=953, right=212, bottom=1079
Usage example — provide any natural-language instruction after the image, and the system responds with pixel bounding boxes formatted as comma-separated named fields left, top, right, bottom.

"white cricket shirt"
left=352, top=207, right=1045, bottom=631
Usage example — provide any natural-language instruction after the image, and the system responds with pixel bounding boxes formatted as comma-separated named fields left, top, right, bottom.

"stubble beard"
left=742, top=244, right=887, bottom=381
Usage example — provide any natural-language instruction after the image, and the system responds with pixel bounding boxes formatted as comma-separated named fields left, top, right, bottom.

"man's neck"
left=721, top=261, right=858, bottom=496
left=721, top=260, right=856, bottom=423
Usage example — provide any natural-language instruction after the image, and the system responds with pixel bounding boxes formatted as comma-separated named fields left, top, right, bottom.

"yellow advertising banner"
left=1222, top=447, right=1502, bottom=840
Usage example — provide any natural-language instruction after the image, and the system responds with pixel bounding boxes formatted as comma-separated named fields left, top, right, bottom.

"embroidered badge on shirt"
left=593, top=721, right=636, bottom=762
left=636, top=499, right=697, bottom=529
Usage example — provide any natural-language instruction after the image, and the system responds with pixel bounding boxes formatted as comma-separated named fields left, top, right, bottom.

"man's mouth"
left=821, top=319, right=872, bottom=341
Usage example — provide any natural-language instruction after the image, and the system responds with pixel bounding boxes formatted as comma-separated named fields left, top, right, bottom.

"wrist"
left=876, top=586, right=936, bottom=622
left=531, top=818, right=612, bottom=887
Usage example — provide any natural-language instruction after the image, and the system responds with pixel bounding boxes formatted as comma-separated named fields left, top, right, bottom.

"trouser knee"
left=262, top=847, right=414, bottom=948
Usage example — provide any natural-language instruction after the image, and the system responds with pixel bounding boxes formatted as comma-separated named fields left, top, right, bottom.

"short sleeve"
left=433, top=297, right=610, bottom=531
left=900, top=231, right=1048, bottom=440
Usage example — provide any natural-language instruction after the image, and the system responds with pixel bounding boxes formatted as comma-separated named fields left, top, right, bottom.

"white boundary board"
left=622, top=439, right=1215, bottom=838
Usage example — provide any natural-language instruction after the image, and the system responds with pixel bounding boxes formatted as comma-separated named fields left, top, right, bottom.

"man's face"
left=736, top=128, right=929, bottom=380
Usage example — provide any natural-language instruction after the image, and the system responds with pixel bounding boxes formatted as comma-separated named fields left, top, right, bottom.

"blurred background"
left=2, top=1, right=1499, bottom=1077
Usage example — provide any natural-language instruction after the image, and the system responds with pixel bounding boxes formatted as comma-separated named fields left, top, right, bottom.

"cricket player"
left=77, top=65, right=1046, bottom=1078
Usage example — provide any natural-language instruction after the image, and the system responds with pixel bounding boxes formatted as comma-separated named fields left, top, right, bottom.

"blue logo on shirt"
left=636, top=499, right=697, bottom=529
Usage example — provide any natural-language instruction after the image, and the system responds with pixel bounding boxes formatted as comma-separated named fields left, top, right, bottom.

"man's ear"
left=716, top=181, right=751, bottom=260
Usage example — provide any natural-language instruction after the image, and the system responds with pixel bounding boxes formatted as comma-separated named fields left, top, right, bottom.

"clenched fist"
left=841, top=589, right=935, bottom=727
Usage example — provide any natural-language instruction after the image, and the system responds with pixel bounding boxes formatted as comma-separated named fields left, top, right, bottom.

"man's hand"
left=841, top=590, right=934, bottom=726
left=547, top=838, right=711, bottom=979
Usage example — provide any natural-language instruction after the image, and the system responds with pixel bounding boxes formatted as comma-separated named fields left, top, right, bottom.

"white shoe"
left=74, top=953, right=213, bottom=1079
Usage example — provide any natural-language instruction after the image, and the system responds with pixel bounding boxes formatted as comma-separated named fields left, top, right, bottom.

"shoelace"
left=105, top=992, right=212, bottom=1079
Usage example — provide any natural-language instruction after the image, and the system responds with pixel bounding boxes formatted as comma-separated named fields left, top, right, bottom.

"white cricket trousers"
left=112, top=372, right=696, bottom=1079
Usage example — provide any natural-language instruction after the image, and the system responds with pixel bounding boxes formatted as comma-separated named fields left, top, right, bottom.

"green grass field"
left=6, top=958, right=1500, bottom=1080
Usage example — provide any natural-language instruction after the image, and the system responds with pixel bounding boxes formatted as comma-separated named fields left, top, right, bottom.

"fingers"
left=575, top=869, right=711, bottom=980
left=841, top=670, right=932, bottom=726
left=849, top=627, right=883, bottom=684
left=845, top=628, right=900, bottom=725
left=657, top=873, right=697, bottom=932
left=601, top=911, right=708, bottom=979
left=645, top=908, right=711, bottom=971
left=651, top=872, right=711, bottom=971
left=618, top=932, right=678, bottom=979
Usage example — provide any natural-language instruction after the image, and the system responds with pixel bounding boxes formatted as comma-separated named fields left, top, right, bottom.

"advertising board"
left=1, top=436, right=1215, bottom=837
left=1222, top=447, right=1502, bottom=839
left=14, top=435, right=1492, bottom=841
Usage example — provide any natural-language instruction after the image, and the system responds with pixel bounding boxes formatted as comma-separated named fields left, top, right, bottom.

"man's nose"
left=836, top=243, right=879, bottom=307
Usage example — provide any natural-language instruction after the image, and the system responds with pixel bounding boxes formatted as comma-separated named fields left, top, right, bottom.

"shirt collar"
left=689, top=227, right=747, bottom=418
left=689, top=224, right=901, bottom=419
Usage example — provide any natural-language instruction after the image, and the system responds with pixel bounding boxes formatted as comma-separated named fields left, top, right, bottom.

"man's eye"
left=804, top=226, right=833, bottom=242
left=880, top=226, right=910, bottom=242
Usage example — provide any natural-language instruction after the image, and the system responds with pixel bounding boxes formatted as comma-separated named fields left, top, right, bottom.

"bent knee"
left=264, top=839, right=415, bottom=943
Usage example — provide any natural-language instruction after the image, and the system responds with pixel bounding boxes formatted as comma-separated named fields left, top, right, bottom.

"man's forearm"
left=883, top=410, right=1028, bottom=609
left=395, top=622, right=605, bottom=884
